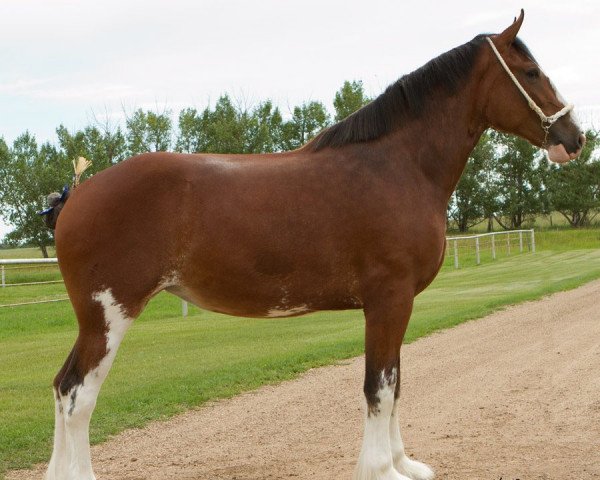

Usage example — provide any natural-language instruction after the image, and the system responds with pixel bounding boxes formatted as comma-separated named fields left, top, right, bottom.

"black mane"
left=308, top=35, right=535, bottom=151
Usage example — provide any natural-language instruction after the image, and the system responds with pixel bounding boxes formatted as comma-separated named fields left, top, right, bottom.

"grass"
left=533, top=228, right=600, bottom=251
left=455, top=211, right=600, bottom=234
left=442, top=227, right=600, bottom=268
left=1, top=231, right=600, bottom=476
left=0, top=247, right=56, bottom=259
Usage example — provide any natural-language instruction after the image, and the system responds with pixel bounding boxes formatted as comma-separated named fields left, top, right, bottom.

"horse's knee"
left=363, top=366, right=398, bottom=415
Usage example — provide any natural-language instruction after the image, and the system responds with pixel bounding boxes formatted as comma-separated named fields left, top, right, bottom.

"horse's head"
left=482, top=10, right=585, bottom=163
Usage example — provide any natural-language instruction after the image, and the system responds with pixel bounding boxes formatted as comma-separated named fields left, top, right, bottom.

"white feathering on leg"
left=390, top=401, right=435, bottom=480
left=355, top=369, right=411, bottom=480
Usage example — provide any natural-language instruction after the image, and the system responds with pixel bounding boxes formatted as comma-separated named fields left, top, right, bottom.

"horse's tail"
left=39, top=156, right=92, bottom=230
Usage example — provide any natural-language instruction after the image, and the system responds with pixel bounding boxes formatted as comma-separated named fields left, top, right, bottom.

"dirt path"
left=10, top=281, right=600, bottom=480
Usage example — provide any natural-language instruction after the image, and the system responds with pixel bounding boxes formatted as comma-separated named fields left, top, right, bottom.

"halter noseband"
left=486, top=37, right=573, bottom=147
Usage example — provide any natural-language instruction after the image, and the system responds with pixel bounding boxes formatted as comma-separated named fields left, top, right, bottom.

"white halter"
left=486, top=37, right=573, bottom=146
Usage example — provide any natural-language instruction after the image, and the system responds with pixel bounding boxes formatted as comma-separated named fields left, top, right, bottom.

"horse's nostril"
left=578, top=133, right=586, bottom=150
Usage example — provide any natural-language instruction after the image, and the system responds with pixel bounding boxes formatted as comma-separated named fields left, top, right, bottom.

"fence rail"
left=0, top=259, right=62, bottom=289
left=445, top=229, right=535, bottom=269
left=1, top=229, right=535, bottom=311
left=0, top=257, right=191, bottom=315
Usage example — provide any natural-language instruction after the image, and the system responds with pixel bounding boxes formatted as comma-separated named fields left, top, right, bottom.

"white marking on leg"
left=44, top=390, right=68, bottom=480
left=61, top=289, right=132, bottom=480
left=389, top=405, right=405, bottom=467
left=91, top=289, right=133, bottom=361
left=355, top=369, right=410, bottom=480
left=64, top=386, right=95, bottom=480
left=390, top=401, right=435, bottom=480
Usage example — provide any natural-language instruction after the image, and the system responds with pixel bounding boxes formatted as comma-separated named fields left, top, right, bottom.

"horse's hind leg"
left=45, top=288, right=134, bottom=480
left=46, top=351, right=74, bottom=479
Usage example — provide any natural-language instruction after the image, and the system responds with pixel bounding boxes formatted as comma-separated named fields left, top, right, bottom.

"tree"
left=543, top=130, right=600, bottom=227
left=176, top=96, right=247, bottom=154
left=449, top=131, right=496, bottom=232
left=125, top=109, right=173, bottom=155
left=126, top=110, right=149, bottom=155
left=86, top=123, right=127, bottom=167
left=205, top=95, right=249, bottom=153
left=146, top=111, right=173, bottom=152
left=474, top=132, right=504, bottom=232
left=176, top=97, right=286, bottom=154
left=333, top=80, right=370, bottom=121
left=245, top=101, right=285, bottom=153
left=282, top=101, right=330, bottom=150
left=56, top=124, right=127, bottom=174
left=492, top=132, right=543, bottom=229
left=0, top=133, right=71, bottom=257
left=176, top=107, right=207, bottom=154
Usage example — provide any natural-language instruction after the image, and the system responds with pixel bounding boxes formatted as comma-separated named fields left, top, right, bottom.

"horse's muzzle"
left=547, top=133, right=586, bottom=164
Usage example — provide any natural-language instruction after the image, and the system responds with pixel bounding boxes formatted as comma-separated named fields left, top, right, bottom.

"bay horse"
left=44, top=11, right=584, bottom=480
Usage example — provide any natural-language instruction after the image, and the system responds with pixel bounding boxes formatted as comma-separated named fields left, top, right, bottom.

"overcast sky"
left=1, top=0, right=599, bottom=237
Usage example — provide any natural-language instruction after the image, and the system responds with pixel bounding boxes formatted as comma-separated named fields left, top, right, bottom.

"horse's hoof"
left=396, top=457, right=435, bottom=480
left=354, top=465, right=412, bottom=480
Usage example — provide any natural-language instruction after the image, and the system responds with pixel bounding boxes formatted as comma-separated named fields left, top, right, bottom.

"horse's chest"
left=412, top=227, right=447, bottom=293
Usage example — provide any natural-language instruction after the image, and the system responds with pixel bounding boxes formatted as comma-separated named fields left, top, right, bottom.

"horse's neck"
left=386, top=88, right=486, bottom=200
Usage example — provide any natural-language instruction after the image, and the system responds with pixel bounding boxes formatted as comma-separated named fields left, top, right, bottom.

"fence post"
left=453, top=240, right=459, bottom=269
left=519, top=231, right=523, bottom=253
left=491, top=235, right=496, bottom=260
left=531, top=229, right=536, bottom=253
left=182, top=300, right=188, bottom=317
left=507, top=233, right=511, bottom=255
left=475, top=237, right=480, bottom=265
left=1, top=265, right=4, bottom=287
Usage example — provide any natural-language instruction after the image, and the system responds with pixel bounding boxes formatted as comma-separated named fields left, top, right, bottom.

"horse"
left=44, top=10, right=584, bottom=480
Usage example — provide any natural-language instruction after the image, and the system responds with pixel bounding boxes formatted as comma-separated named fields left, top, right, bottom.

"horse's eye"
left=526, top=68, right=540, bottom=80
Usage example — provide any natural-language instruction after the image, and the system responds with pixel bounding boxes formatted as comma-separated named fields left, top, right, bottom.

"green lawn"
left=442, top=227, right=600, bottom=268
left=1, top=234, right=600, bottom=476
left=454, top=211, right=600, bottom=233
left=0, top=247, right=55, bottom=259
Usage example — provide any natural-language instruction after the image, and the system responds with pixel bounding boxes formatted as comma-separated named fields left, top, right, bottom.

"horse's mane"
left=307, top=35, right=535, bottom=151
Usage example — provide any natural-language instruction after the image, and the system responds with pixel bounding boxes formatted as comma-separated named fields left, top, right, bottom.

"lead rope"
left=486, top=37, right=573, bottom=147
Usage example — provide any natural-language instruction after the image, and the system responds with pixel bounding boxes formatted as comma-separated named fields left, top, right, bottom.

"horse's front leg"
left=354, top=283, right=434, bottom=480
left=390, top=398, right=434, bottom=480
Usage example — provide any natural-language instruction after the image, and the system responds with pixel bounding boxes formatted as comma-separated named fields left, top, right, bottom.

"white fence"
left=1, top=258, right=62, bottom=288
left=0, top=258, right=191, bottom=314
left=1, top=229, right=535, bottom=310
left=446, top=229, right=535, bottom=269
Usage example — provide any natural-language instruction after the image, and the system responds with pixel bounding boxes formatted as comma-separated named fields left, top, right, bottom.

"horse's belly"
left=167, top=271, right=361, bottom=319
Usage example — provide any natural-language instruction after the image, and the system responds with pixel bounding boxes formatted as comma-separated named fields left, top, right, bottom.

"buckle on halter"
left=541, top=120, right=552, bottom=148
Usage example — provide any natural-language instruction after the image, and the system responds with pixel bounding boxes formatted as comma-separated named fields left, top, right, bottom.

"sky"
left=1, top=0, right=599, bottom=237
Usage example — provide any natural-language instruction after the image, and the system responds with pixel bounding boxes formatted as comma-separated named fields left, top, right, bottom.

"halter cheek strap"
left=486, top=37, right=573, bottom=145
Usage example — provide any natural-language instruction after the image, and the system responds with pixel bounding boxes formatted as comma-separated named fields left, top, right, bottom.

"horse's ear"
left=496, top=9, right=524, bottom=48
